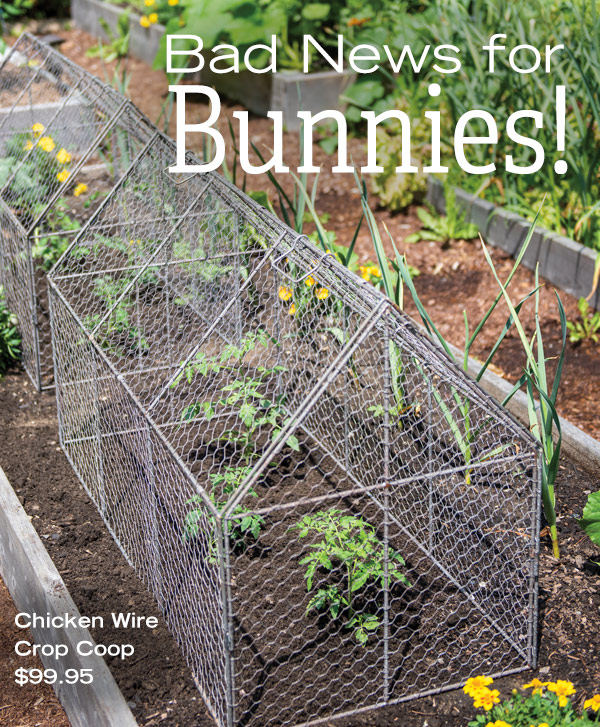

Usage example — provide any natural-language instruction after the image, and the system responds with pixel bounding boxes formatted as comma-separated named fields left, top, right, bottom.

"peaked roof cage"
left=0, top=33, right=156, bottom=390
left=48, top=134, right=542, bottom=727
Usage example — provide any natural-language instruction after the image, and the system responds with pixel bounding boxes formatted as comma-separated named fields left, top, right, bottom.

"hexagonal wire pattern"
left=48, top=133, right=542, bottom=727
left=0, top=32, right=156, bottom=390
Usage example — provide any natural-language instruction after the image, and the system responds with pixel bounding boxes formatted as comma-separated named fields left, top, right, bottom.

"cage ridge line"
left=48, top=132, right=542, bottom=727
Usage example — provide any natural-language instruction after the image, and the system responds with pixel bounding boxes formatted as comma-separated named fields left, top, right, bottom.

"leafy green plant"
left=86, top=11, right=131, bottom=62
left=184, top=465, right=265, bottom=560
left=0, top=286, right=20, bottom=374
left=566, top=298, right=600, bottom=344
left=176, top=329, right=299, bottom=462
left=84, top=275, right=149, bottom=356
left=465, top=675, right=599, bottom=726
left=0, top=0, right=35, bottom=21
left=292, top=508, right=410, bottom=644
left=31, top=198, right=81, bottom=271
left=405, top=195, right=479, bottom=245
left=579, top=490, right=600, bottom=550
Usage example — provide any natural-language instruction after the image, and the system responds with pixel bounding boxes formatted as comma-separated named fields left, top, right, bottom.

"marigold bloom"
left=288, top=303, right=296, bottom=315
left=23, top=140, right=33, bottom=151
left=305, top=275, right=315, bottom=286
left=73, top=183, right=88, bottom=197
left=56, top=148, right=72, bottom=164
left=38, top=136, right=56, bottom=152
left=278, top=286, right=292, bottom=302
left=315, top=287, right=329, bottom=300
left=359, top=264, right=382, bottom=281
left=546, top=680, right=575, bottom=707
left=56, top=169, right=70, bottom=183
left=584, top=695, right=600, bottom=711
left=485, top=721, right=512, bottom=727
left=144, top=0, right=154, bottom=5
left=148, top=12, right=158, bottom=23
left=140, top=15, right=151, bottom=27
left=348, top=16, right=369, bottom=26
left=522, top=678, right=545, bottom=695
left=464, top=676, right=494, bottom=697
left=168, top=0, right=179, bottom=5
left=31, top=122, right=44, bottom=136
left=473, top=688, right=501, bottom=711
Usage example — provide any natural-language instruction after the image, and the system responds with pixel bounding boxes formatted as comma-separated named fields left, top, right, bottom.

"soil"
left=1, top=366, right=599, bottom=727
left=0, top=576, right=71, bottom=727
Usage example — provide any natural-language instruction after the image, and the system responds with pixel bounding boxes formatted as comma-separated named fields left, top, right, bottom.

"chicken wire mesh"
left=48, top=133, right=542, bottom=727
left=0, top=32, right=156, bottom=390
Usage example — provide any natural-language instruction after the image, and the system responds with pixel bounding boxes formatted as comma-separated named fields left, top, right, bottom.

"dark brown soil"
left=0, top=576, right=71, bottom=727
left=0, top=368, right=598, bottom=726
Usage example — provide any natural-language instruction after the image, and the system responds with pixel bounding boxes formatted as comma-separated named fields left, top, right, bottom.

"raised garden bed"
left=426, top=179, right=600, bottom=310
left=0, top=33, right=156, bottom=390
left=70, top=0, right=355, bottom=130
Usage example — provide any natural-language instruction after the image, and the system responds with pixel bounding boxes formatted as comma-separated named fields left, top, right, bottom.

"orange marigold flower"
left=464, top=676, right=494, bottom=697
left=315, top=287, right=329, bottom=300
left=288, top=303, right=296, bottom=315
left=305, top=275, right=315, bottom=286
left=473, top=688, right=501, bottom=711
left=584, top=695, right=600, bottom=712
left=278, top=286, right=293, bottom=302
left=546, top=680, right=575, bottom=708
left=348, top=16, right=370, bottom=26
left=522, top=678, right=545, bottom=695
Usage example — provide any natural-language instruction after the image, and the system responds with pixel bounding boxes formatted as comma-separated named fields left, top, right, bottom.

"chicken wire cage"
left=0, top=32, right=156, bottom=390
left=48, top=133, right=542, bottom=727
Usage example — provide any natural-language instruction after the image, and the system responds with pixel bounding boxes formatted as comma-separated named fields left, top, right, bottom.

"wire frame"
left=48, top=134, right=542, bottom=727
left=0, top=32, right=156, bottom=390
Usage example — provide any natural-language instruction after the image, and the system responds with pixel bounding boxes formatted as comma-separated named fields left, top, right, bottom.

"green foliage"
left=566, top=298, right=600, bottom=344
left=0, top=287, right=20, bottom=374
left=466, top=678, right=597, bottom=727
left=84, top=275, right=149, bottom=357
left=177, top=329, right=299, bottom=462
left=579, top=490, right=600, bottom=548
left=31, top=198, right=81, bottom=271
left=0, top=0, right=36, bottom=20
left=405, top=194, right=479, bottom=245
left=86, top=11, right=131, bottom=62
left=293, top=508, right=410, bottom=645
left=184, top=465, right=265, bottom=558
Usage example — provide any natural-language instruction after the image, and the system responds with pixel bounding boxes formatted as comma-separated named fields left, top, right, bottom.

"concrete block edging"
left=426, top=178, right=600, bottom=310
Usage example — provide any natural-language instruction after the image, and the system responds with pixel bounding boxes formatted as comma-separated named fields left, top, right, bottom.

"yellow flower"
left=305, top=275, right=315, bottom=286
left=144, top=0, right=154, bottom=5
left=546, top=680, right=575, bottom=708
left=584, top=695, right=600, bottom=712
left=56, top=148, right=72, bottom=164
left=31, top=122, right=44, bottom=136
left=140, top=15, right=151, bottom=27
left=464, top=676, right=494, bottom=697
left=315, top=287, right=329, bottom=300
left=168, top=0, right=179, bottom=5
left=148, top=12, right=158, bottom=23
left=473, top=688, right=501, bottom=711
left=523, top=678, right=545, bottom=695
left=37, top=136, right=56, bottom=152
left=278, top=286, right=292, bottom=302
left=73, top=183, right=88, bottom=197
left=56, top=169, right=70, bottom=183
left=288, top=303, right=296, bottom=315
left=486, top=722, right=512, bottom=727
left=23, top=140, right=33, bottom=151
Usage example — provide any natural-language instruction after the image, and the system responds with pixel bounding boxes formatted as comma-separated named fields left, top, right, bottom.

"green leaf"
left=286, top=434, right=300, bottom=451
left=580, top=490, right=600, bottom=546
left=301, top=3, right=330, bottom=20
